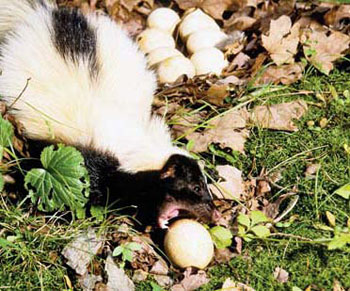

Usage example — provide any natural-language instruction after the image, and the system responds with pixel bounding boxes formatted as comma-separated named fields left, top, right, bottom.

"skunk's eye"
left=193, top=186, right=201, bottom=193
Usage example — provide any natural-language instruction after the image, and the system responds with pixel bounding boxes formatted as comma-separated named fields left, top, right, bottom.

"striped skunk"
left=0, top=0, right=219, bottom=227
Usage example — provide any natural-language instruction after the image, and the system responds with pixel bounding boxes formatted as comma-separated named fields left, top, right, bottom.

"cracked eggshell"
left=164, top=219, right=214, bottom=269
left=179, top=9, right=220, bottom=41
left=186, top=29, right=228, bottom=54
left=137, top=28, right=175, bottom=53
left=146, top=47, right=182, bottom=67
left=158, top=56, right=195, bottom=83
left=191, top=47, right=228, bottom=75
left=147, top=8, right=180, bottom=34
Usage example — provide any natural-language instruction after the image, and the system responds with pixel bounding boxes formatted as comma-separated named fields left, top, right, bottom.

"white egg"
left=157, top=56, right=195, bottom=83
left=190, top=47, right=228, bottom=75
left=164, top=219, right=214, bottom=269
left=146, top=47, right=182, bottom=67
left=147, top=8, right=180, bottom=34
left=137, top=28, right=175, bottom=54
left=179, top=9, right=220, bottom=41
left=186, top=29, right=227, bottom=54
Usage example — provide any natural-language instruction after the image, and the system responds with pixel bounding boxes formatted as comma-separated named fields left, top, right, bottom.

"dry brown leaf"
left=105, top=255, right=135, bottom=291
left=333, top=280, right=345, bottom=291
left=256, top=63, right=304, bottom=85
left=273, top=267, right=289, bottom=283
left=186, top=108, right=249, bottom=153
left=214, top=248, right=235, bottom=263
left=251, top=100, right=308, bottom=131
left=222, top=278, right=255, bottom=291
left=175, top=0, right=235, bottom=20
left=79, top=273, right=102, bottom=291
left=231, top=52, right=251, bottom=70
left=302, top=25, right=350, bottom=74
left=209, top=165, right=245, bottom=200
left=171, top=269, right=209, bottom=291
left=262, top=15, right=300, bottom=66
left=62, top=229, right=104, bottom=276
left=324, top=5, right=350, bottom=30
left=228, top=16, right=257, bottom=31
left=304, top=163, right=321, bottom=176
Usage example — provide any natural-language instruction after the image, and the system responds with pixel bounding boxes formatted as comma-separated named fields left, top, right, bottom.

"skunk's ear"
left=160, top=163, right=176, bottom=180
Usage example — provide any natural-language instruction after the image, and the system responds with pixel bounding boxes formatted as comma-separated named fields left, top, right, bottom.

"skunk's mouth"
left=157, top=200, right=220, bottom=229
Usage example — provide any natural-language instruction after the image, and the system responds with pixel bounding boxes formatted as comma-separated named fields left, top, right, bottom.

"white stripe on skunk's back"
left=0, top=1, right=181, bottom=172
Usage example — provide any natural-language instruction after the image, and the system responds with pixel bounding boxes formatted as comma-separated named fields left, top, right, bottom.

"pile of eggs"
left=137, top=8, right=228, bottom=83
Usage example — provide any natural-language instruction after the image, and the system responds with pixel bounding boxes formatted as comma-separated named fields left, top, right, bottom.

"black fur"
left=51, top=8, right=99, bottom=75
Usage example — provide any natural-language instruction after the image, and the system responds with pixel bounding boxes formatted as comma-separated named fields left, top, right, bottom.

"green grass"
left=3, top=70, right=350, bottom=290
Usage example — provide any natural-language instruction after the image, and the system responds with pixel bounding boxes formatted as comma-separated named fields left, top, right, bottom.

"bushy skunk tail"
left=0, top=0, right=49, bottom=39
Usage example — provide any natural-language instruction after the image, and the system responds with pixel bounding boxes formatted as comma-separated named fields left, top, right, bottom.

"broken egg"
left=157, top=56, right=195, bottom=83
left=147, top=8, right=180, bottom=34
left=164, top=219, right=214, bottom=269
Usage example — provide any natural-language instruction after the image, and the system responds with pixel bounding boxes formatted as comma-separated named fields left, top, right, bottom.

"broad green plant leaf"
left=334, top=183, right=350, bottom=199
left=126, top=242, right=142, bottom=251
left=0, top=116, right=14, bottom=160
left=237, top=213, right=250, bottom=228
left=90, top=205, right=105, bottom=222
left=250, top=210, right=269, bottom=226
left=209, top=226, right=233, bottom=249
left=25, top=145, right=90, bottom=212
left=251, top=225, right=270, bottom=238
left=328, top=233, right=350, bottom=250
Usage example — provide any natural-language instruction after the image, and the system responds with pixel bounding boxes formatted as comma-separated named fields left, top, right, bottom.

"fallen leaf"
left=214, top=247, right=235, bottom=263
left=222, top=278, right=255, bottom=291
left=62, top=229, right=104, bottom=276
left=256, top=63, right=304, bottom=85
left=105, top=255, right=135, bottom=291
left=150, top=260, right=169, bottom=275
left=227, top=16, right=257, bottom=31
left=301, top=24, right=350, bottom=74
left=273, top=267, right=289, bottom=283
left=251, top=100, right=308, bottom=131
left=171, top=269, right=209, bottom=291
left=304, top=163, right=320, bottom=176
left=333, top=279, right=345, bottom=291
left=132, top=270, right=148, bottom=282
left=262, top=16, right=300, bottom=66
left=209, top=165, right=245, bottom=200
left=324, top=5, right=350, bottom=31
left=187, top=108, right=250, bottom=153
left=175, top=0, right=235, bottom=20
left=79, top=273, right=102, bottom=291
left=231, top=52, right=251, bottom=70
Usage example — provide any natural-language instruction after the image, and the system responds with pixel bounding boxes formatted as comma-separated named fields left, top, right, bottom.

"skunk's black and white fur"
left=0, top=0, right=218, bottom=227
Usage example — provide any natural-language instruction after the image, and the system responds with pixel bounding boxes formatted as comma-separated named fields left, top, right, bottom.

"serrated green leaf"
left=328, top=233, right=350, bottom=250
left=126, top=242, right=142, bottom=251
left=209, top=226, right=233, bottom=249
left=237, top=213, right=250, bottom=228
left=0, top=116, right=14, bottom=149
left=112, top=246, right=123, bottom=257
left=24, top=145, right=90, bottom=212
left=334, top=183, right=350, bottom=199
left=0, top=173, right=4, bottom=193
left=90, top=205, right=104, bottom=222
left=250, top=210, right=269, bottom=226
left=251, top=225, right=270, bottom=238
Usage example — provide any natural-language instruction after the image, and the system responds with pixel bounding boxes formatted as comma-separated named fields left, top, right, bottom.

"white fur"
left=0, top=0, right=187, bottom=172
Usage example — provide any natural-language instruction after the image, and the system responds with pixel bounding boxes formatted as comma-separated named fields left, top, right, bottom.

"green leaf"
left=122, top=248, right=133, bottom=262
left=150, top=282, right=164, bottom=291
left=251, top=225, right=270, bottom=238
left=328, top=233, right=350, bottom=250
left=112, top=246, right=123, bottom=257
left=0, top=173, right=4, bottom=193
left=126, top=242, right=142, bottom=251
left=209, top=226, right=233, bottom=249
left=334, top=184, right=350, bottom=199
left=237, top=213, right=250, bottom=228
left=0, top=116, right=14, bottom=149
left=75, top=207, right=86, bottom=220
left=24, top=145, right=90, bottom=212
left=250, top=211, right=269, bottom=226
left=90, top=205, right=104, bottom=222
